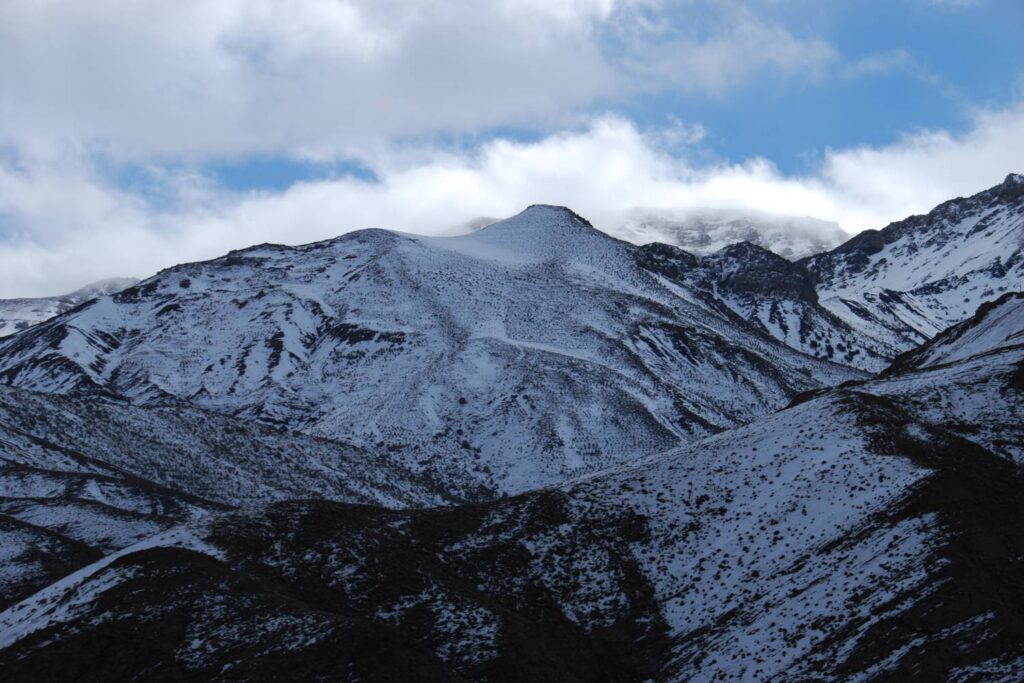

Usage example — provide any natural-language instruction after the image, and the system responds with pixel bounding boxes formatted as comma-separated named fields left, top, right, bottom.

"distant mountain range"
left=617, top=207, right=850, bottom=260
left=0, top=277, right=137, bottom=338
left=0, top=175, right=1020, bottom=680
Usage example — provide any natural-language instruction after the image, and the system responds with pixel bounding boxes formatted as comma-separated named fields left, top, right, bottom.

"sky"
left=0, top=0, right=1022, bottom=296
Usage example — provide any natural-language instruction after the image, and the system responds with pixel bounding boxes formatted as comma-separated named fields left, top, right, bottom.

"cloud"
left=820, top=103, right=1024, bottom=218
left=0, top=0, right=835, bottom=163
left=0, top=1, right=1018, bottom=297
left=617, top=3, right=836, bottom=97
left=1, top=104, right=1021, bottom=297
left=0, top=0, right=615, bottom=161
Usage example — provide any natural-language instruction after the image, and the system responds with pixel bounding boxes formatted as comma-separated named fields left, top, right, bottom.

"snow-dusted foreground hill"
left=0, top=385, right=450, bottom=612
left=0, top=206, right=860, bottom=498
left=0, top=290, right=1020, bottom=680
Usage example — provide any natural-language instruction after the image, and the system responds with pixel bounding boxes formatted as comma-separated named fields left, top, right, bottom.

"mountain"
left=0, top=382, right=449, bottom=612
left=650, top=175, right=1024, bottom=372
left=617, top=208, right=849, bottom=260
left=647, top=241, right=894, bottom=371
left=0, top=278, right=138, bottom=338
left=802, top=173, right=1024, bottom=358
left=0, top=188, right=1020, bottom=680
left=0, top=206, right=861, bottom=498
left=1, top=293, right=1019, bottom=680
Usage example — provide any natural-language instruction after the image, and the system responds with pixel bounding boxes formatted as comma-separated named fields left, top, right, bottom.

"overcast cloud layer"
left=0, top=0, right=1021, bottom=296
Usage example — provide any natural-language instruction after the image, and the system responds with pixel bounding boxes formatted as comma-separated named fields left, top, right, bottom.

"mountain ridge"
left=801, top=172, right=1023, bottom=358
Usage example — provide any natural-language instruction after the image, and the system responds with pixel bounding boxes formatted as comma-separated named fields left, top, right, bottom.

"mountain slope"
left=0, top=278, right=138, bottom=338
left=1, top=295, right=1020, bottom=680
left=0, top=206, right=862, bottom=497
left=641, top=241, right=893, bottom=371
left=867, top=291, right=1024, bottom=465
left=802, top=173, right=1024, bottom=356
left=886, top=291, right=1024, bottom=373
left=0, top=382, right=450, bottom=611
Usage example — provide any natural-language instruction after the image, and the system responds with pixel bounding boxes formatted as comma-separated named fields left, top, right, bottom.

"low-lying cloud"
left=1, top=104, right=1020, bottom=297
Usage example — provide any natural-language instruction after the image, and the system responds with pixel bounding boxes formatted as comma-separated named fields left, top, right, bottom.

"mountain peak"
left=456, top=204, right=614, bottom=254
left=65, top=277, right=139, bottom=301
left=994, top=172, right=1024, bottom=203
left=715, top=240, right=778, bottom=259
left=519, top=204, right=594, bottom=225
left=476, top=205, right=596, bottom=237
left=997, top=172, right=1024, bottom=202
left=445, top=205, right=616, bottom=264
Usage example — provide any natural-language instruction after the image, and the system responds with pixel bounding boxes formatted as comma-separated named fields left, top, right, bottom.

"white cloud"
left=0, top=0, right=835, bottom=162
left=619, top=4, right=836, bottom=96
left=0, top=0, right=615, bottom=161
left=820, top=104, right=1024, bottom=219
left=0, top=1, right=1017, bottom=297
left=1, top=105, right=1021, bottom=297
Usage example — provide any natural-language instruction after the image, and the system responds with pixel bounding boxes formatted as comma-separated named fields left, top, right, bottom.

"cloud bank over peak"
left=0, top=0, right=1020, bottom=296
left=1, top=103, right=1021, bottom=297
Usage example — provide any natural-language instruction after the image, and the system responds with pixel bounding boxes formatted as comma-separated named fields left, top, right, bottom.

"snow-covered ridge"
left=0, top=277, right=138, bottom=338
left=802, top=173, right=1024, bottom=357
left=626, top=175, right=1022, bottom=372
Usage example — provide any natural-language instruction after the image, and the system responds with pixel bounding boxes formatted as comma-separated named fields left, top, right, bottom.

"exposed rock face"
left=639, top=241, right=892, bottom=370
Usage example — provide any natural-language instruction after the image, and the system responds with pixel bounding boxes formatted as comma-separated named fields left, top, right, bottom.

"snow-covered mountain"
left=0, top=206, right=861, bottom=498
left=0, top=278, right=138, bottom=338
left=643, top=175, right=1024, bottom=372
left=0, top=185, right=1021, bottom=679
left=645, top=241, right=894, bottom=370
left=802, top=173, right=1024, bottom=357
left=617, top=208, right=849, bottom=260
left=1, top=291, right=1019, bottom=680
